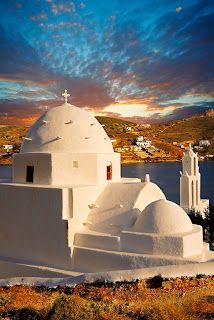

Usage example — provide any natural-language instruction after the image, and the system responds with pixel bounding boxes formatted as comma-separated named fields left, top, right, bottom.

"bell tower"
left=180, top=145, right=209, bottom=215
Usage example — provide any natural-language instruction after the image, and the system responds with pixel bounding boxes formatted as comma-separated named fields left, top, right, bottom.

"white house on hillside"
left=199, top=140, right=210, bottom=147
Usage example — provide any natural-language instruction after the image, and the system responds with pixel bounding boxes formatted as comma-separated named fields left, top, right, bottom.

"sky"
left=0, top=0, right=214, bottom=125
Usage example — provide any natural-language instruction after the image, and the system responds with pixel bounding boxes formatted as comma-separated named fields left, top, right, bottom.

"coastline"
left=0, top=157, right=211, bottom=166
left=121, top=158, right=182, bottom=164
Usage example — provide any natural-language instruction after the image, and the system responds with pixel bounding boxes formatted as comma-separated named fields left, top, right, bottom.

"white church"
left=0, top=90, right=213, bottom=278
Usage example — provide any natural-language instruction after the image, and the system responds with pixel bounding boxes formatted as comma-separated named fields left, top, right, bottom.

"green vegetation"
left=189, top=205, right=214, bottom=245
left=0, top=276, right=213, bottom=319
left=96, top=116, right=136, bottom=128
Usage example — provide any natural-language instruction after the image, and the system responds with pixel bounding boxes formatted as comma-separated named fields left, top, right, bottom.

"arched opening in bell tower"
left=194, top=156, right=197, bottom=175
left=192, top=180, right=194, bottom=207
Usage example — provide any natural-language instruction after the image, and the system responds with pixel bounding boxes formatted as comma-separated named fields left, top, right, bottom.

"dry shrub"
left=47, top=293, right=100, bottom=320
left=139, top=296, right=191, bottom=320
left=0, top=294, right=11, bottom=307
left=1, top=306, right=43, bottom=320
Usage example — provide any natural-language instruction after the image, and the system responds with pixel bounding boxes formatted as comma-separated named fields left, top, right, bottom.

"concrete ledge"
left=74, top=231, right=120, bottom=251
left=0, top=261, right=213, bottom=287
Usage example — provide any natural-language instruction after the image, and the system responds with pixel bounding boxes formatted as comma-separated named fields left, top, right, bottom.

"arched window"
left=194, top=156, right=197, bottom=175
left=192, top=180, right=194, bottom=207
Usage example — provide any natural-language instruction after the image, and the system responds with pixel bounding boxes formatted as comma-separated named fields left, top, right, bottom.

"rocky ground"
left=0, top=275, right=213, bottom=319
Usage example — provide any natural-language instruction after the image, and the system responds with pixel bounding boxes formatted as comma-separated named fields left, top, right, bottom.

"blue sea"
left=122, top=161, right=214, bottom=205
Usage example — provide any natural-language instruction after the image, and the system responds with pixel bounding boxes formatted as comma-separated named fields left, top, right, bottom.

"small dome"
left=133, top=199, right=193, bottom=234
left=21, top=103, right=113, bottom=154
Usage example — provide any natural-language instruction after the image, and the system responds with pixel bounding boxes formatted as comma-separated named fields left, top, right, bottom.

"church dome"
left=21, top=97, right=113, bottom=154
left=133, top=199, right=193, bottom=234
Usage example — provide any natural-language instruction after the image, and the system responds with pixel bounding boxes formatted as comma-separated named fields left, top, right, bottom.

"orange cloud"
left=0, top=115, right=39, bottom=126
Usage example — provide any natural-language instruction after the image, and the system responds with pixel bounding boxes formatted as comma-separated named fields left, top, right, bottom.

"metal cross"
left=62, top=89, right=70, bottom=104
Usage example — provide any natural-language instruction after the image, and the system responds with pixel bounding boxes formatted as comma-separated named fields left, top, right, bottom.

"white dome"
left=133, top=199, right=193, bottom=234
left=21, top=103, right=114, bottom=154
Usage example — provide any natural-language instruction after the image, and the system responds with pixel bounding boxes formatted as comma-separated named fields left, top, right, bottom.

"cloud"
left=80, top=2, right=86, bottom=9
left=51, top=2, right=75, bottom=15
left=0, top=0, right=214, bottom=125
left=0, top=74, right=116, bottom=125
left=30, top=13, right=47, bottom=21
left=55, top=76, right=115, bottom=108
left=40, top=21, right=85, bottom=31
left=105, top=5, right=214, bottom=106
left=161, top=104, right=214, bottom=122
left=0, top=23, right=55, bottom=84
left=176, top=7, right=183, bottom=13
left=0, top=98, right=63, bottom=125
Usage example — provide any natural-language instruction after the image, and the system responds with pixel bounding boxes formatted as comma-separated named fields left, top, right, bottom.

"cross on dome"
left=62, top=89, right=70, bottom=104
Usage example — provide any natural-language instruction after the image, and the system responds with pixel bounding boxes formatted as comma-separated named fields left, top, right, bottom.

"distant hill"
left=0, top=109, right=214, bottom=164
left=96, top=116, right=139, bottom=142
left=96, top=116, right=137, bottom=126
left=96, top=116, right=137, bottom=129
left=0, top=125, right=28, bottom=149
left=150, top=109, right=214, bottom=154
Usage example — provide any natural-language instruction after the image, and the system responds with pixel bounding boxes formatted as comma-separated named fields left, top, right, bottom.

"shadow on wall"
left=87, top=207, right=141, bottom=234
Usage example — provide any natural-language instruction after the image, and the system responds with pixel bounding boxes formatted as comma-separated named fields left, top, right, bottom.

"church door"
left=107, top=164, right=112, bottom=180
left=26, top=166, right=34, bottom=183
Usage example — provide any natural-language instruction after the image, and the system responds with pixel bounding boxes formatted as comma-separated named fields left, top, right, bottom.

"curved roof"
left=133, top=199, right=193, bottom=234
left=86, top=181, right=166, bottom=234
left=21, top=103, right=114, bottom=154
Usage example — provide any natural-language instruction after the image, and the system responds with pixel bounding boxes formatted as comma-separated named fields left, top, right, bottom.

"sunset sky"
left=0, top=0, right=214, bottom=125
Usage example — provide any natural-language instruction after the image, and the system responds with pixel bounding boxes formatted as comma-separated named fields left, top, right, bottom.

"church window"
left=26, top=166, right=34, bottom=183
left=107, top=164, right=112, bottom=180
left=192, top=180, right=194, bottom=207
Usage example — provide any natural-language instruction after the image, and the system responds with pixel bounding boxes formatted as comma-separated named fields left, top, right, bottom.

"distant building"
left=129, top=145, right=142, bottom=151
left=178, top=144, right=185, bottom=149
left=199, top=140, right=210, bottom=147
left=136, top=136, right=144, bottom=142
left=3, top=144, right=13, bottom=150
left=3, top=144, right=13, bottom=152
left=136, top=136, right=152, bottom=149
left=136, top=141, right=152, bottom=148
left=140, top=124, right=151, bottom=128
left=123, top=127, right=132, bottom=132
left=115, top=146, right=130, bottom=152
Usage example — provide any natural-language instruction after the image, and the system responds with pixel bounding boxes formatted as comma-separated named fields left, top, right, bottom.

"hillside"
left=0, top=275, right=213, bottom=319
left=98, top=110, right=214, bottom=161
left=0, top=109, right=214, bottom=164
left=0, top=125, right=28, bottom=164
left=97, top=110, right=214, bottom=162
left=150, top=109, right=214, bottom=155
left=96, top=116, right=136, bottom=127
